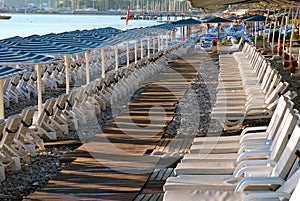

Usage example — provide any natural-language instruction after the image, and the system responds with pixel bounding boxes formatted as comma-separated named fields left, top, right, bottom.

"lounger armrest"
left=235, top=177, right=285, bottom=192
left=243, top=192, right=290, bottom=201
left=238, top=143, right=270, bottom=154
left=236, top=151, right=271, bottom=163
left=239, top=132, right=268, bottom=143
left=234, top=159, right=277, bottom=176
left=234, top=165, right=274, bottom=177
left=240, top=126, right=268, bottom=137
left=240, top=139, right=271, bottom=147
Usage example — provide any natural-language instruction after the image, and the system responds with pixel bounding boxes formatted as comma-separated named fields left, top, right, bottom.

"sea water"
left=0, top=14, right=163, bottom=40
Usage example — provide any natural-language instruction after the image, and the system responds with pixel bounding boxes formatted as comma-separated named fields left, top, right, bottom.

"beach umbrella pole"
left=140, top=39, right=143, bottom=59
left=153, top=37, right=156, bottom=55
left=101, top=48, right=105, bottom=78
left=218, top=23, right=220, bottom=41
left=85, top=52, right=90, bottom=84
left=0, top=79, right=4, bottom=119
left=254, top=22, right=257, bottom=47
left=115, top=45, right=119, bottom=70
left=127, top=41, right=130, bottom=66
left=272, top=17, right=278, bottom=53
left=263, top=9, right=270, bottom=48
left=135, top=40, right=138, bottom=64
left=158, top=34, right=161, bottom=51
left=64, top=55, right=70, bottom=94
left=166, top=31, right=169, bottom=49
left=277, top=10, right=286, bottom=54
left=36, top=64, right=43, bottom=117
left=147, top=38, right=150, bottom=58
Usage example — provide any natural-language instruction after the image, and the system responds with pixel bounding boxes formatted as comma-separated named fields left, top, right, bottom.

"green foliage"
left=287, top=31, right=300, bottom=40
left=211, top=39, right=217, bottom=46
left=221, top=39, right=228, bottom=45
left=234, top=37, right=241, bottom=44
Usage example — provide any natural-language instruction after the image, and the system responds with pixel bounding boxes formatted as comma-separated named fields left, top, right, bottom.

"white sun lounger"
left=163, top=163, right=300, bottom=201
left=174, top=107, right=299, bottom=175
left=163, top=124, right=300, bottom=191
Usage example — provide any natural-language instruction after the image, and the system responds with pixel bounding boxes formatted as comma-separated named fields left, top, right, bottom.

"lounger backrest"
left=258, top=65, right=272, bottom=90
left=265, top=96, right=290, bottom=137
left=265, top=82, right=288, bottom=107
left=289, top=174, right=300, bottom=201
left=264, top=72, right=281, bottom=97
left=254, top=59, right=267, bottom=81
left=19, top=107, right=36, bottom=135
left=0, top=114, right=23, bottom=148
left=269, top=167, right=300, bottom=198
left=271, top=125, right=300, bottom=179
left=37, top=98, right=56, bottom=126
left=270, top=108, right=299, bottom=162
left=0, top=120, right=6, bottom=139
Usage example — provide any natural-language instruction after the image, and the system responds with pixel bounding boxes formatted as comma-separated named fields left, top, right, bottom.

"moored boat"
left=0, top=15, right=11, bottom=20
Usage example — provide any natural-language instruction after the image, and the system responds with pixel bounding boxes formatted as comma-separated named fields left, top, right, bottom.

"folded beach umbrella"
left=0, top=48, right=61, bottom=119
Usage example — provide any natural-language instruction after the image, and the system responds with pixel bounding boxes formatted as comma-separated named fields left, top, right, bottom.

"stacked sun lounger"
left=210, top=42, right=295, bottom=131
left=163, top=95, right=300, bottom=200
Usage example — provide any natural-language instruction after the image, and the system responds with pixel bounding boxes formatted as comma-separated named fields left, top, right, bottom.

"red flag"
left=125, top=6, right=130, bottom=26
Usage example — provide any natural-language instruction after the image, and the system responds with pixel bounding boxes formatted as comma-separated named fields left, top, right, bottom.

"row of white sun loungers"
left=164, top=95, right=300, bottom=200
left=3, top=45, right=142, bottom=107
left=211, top=42, right=296, bottom=131
left=163, top=42, right=300, bottom=200
left=0, top=42, right=183, bottom=182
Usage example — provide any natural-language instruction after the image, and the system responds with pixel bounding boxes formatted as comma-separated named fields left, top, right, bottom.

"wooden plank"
left=162, top=168, right=174, bottom=180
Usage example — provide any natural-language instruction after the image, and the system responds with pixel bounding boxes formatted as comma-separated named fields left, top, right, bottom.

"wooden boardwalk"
left=25, top=57, right=198, bottom=201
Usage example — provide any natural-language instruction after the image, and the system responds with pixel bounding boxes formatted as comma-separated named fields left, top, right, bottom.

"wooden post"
left=272, top=17, right=278, bottom=53
left=263, top=9, right=270, bottom=48
left=64, top=55, right=70, bottom=94
left=135, top=40, right=138, bottom=63
left=153, top=37, right=156, bottom=55
left=147, top=37, right=150, bottom=58
left=85, top=51, right=90, bottom=84
left=36, top=64, right=43, bottom=117
left=277, top=9, right=286, bottom=54
left=140, top=39, right=143, bottom=59
left=254, top=21, right=257, bottom=48
left=0, top=79, right=4, bottom=119
left=166, top=31, right=169, bottom=49
left=158, top=34, right=161, bottom=51
left=115, top=45, right=119, bottom=70
left=101, top=48, right=105, bottom=78
left=127, top=41, right=130, bottom=66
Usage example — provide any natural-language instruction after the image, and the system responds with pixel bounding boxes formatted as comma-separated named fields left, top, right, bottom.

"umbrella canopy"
left=0, top=48, right=60, bottom=65
left=0, top=66, right=25, bottom=79
left=242, top=14, right=270, bottom=22
left=0, top=49, right=61, bottom=119
left=202, top=17, right=232, bottom=41
left=7, top=40, right=85, bottom=56
left=0, top=66, right=26, bottom=118
left=202, top=17, right=232, bottom=23
left=172, top=18, right=201, bottom=26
